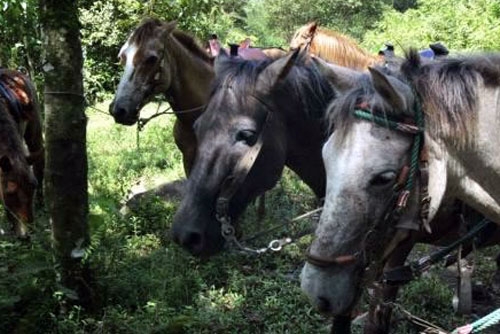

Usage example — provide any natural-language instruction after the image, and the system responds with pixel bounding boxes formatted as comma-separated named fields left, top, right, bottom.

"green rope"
left=404, top=99, right=424, bottom=194
left=452, top=308, right=500, bottom=333
left=353, top=107, right=424, bottom=197
left=353, top=109, right=402, bottom=130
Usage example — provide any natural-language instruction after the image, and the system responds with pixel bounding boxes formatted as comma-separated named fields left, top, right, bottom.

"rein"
left=215, top=108, right=270, bottom=252
left=213, top=94, right=315, bottom=255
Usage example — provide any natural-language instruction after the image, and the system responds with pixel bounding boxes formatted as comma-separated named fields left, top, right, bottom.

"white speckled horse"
left=301, top=51, right=500, bottom=321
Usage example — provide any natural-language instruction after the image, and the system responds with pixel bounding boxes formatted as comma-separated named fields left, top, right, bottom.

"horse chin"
left=109, top=100, right=141, bottom=125
left=115, top=117, right=138, bottom=126
left=300, top=262, right=361, bottom=316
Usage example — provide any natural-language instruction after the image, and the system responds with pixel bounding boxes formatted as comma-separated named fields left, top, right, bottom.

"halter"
left=306, top=99, right=430, bottom=269
left=214, top=96, right=274, bottom=251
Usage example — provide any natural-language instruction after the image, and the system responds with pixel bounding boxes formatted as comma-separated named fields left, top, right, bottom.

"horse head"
left=0, top=155, right=37, bottom=237
left=110, top=19, right=177, bottom=125
left=171, top=51, right=303, bottom=256
left=300, top=59, right=448, bottom=315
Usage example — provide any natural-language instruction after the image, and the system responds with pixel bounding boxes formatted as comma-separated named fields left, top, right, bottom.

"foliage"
left=0, top=0, right=40, bottom=71
left=363, top=0, right=500, bottom=53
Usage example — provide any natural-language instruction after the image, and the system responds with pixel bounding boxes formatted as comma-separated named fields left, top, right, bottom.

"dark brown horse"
left=0, top=69, right=44, bottom=198
left=171, top=51, right=335, bottom=256
left=0, top=71, right=40, bottom=236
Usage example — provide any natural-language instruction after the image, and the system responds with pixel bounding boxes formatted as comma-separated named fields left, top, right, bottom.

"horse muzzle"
left=109, top=100, right=139, bottom=126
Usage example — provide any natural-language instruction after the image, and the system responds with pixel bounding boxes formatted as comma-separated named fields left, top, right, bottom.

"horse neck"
left=0, top=105, right=27, bottom=164
left=163, top=33, right=214, bottom=122
left=312, top=32, right=379, bottom=70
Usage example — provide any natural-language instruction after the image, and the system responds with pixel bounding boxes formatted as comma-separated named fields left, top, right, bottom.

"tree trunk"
left=39, top=0, right=91, bottom=308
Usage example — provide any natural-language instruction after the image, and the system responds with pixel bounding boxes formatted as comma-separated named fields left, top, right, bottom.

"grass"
left=1, top=100, right=499, bottom=333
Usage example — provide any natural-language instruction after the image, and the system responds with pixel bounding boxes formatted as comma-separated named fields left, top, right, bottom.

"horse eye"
left=370, top=170, right=397, bottom=187
left=236, top=129, right=257, bottom=146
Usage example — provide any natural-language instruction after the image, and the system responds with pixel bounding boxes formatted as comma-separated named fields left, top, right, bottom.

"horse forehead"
left=326, top=122, right=407, bottom=171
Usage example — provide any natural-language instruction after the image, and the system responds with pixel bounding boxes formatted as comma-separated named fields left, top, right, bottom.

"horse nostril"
left=177, top=230, right=204, bottom=254
left=317, top=296, right=332, bottom=313
left=113, top=106, right=127, bottom=119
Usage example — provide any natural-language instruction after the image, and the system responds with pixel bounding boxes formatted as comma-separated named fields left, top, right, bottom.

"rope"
left=353, top=107, right=424, bottom=211
left=452, top=308, right=500, bottom=333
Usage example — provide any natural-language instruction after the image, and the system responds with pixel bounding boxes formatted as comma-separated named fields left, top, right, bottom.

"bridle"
left=306, top=98, right=430, bottom=270
left=215, top=96, right=273, bottom=253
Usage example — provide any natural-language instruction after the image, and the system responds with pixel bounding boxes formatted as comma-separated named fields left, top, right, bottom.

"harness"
left=306, top=99, right=429, bottom=269
left=214, top=97, right=272, bottom=253
left=305, top=99, right=493, bottom=288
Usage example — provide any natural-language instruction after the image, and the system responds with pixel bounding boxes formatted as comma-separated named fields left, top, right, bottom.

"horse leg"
left=364, top=233, right=415, bottom=334
left=24, top=112, right=45, bottom=206
left=173, top=119, right=197, bottom=177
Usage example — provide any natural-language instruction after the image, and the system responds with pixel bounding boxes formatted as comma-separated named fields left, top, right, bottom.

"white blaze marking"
left=116, top=40, right=138, bottom=99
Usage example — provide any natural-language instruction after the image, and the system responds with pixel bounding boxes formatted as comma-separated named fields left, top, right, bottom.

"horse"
left=0, top=90, right=38, bottom=237
left=289, top=22, right=380, bottom=70
left=300, top=51, right=500, bottom=329
left=171, top=50, right=335, bottom=256
left=109, top=18, right=214, bottom=175
left=0, top=69, right=44, bottom=203
left=110, top=18, right=275, bottom=177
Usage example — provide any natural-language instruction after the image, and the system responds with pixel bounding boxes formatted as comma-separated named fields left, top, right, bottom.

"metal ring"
left=269, top=239, right=282, bottom=251
left=222, top=224, right=235, bottom=237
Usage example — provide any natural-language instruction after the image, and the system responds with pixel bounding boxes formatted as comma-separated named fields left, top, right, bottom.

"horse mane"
left=401, top=49, right=500, bottom=146
left=129, top=18, right=211, bottom=63
left=326, top=49, right=500, bottom=146
left=209, top=53, right=334, bottom=122
left=128, top=18, right=163, bottom=47
left=311, top=28, right=379, bottom=70
left=324, top=73, right=379, bottom=140
left=171, top=29, right=213, bottom=63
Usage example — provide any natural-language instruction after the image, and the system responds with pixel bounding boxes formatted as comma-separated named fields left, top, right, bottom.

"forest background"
left=2, top=0, right=500, bottom=103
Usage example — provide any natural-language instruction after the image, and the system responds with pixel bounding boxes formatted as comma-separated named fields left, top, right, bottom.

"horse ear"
left=308, top=22, right=318, bottom=36
left=312, top=56, right=361, bottom=92
left=161, top=21, right=177, bottom=36
left=0, top=156, right=12, bottom=173
left=256, top=48, right=300, bottom=93
left=369, top=67, right=408, bottom=111
left=214, top=48, right=230, bottom=74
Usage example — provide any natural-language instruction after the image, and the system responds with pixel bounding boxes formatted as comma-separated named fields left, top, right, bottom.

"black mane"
left=208, top=53, right=335, bottom=121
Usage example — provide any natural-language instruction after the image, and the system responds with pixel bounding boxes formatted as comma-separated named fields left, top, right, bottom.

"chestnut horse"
left=110, top=18, right=271, bottom=176
left=0, top=69, right=41, bottom=237
left=110, top=19, right=213, bottom=175
left=290, top=22, right=380, bottom=70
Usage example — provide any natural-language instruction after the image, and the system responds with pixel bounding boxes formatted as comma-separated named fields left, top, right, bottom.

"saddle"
left=0, top=70, right=34, bottom=123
